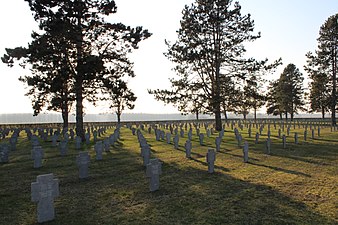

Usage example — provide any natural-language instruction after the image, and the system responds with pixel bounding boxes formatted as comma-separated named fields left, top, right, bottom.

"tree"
left=150, top=0, right=262, bottom=131
left=304, top=14, right=338, bottom=124
left=305, top=52, right=331, bottom=118
left=267, top=64, right=305, bottom=120
left=2, top=0, right=151, bottom=139
left=148, top=73, right=208, bottom=120
left=2, top=30, right=75, bottom=131
left=266, top=80, right=283, bottom=119
left=101, top=63, right=137, bottom=124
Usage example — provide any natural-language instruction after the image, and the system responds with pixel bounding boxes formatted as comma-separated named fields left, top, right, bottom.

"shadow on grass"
left=0, top=127, right=337, bottom=225
left=248, top=161, right=311, bottom=177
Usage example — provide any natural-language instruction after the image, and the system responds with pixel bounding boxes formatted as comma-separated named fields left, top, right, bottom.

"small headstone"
left=199, top=133, right=204, bottom=145
left=281, top=134, right=286, bottom=148
left=206, top=149, right=216, bottom=173
left=76, top=152, right=90, bottom=179
left=265, top=138, right=271, bottom=155
left=243, top=141, right=249, bottom=163
left=94, top=141, right=103, bottom=160
left=31, top=173, right=59, bottom=223
left=0, top=144, right=9, bottom=163
left=166, top=133, right=171, bottom=144
left=255, top=132, right=259, bottom=144
left=173, top=135, right=179, bottom=149
left=75, top=136, right=82, bottom=150
left=294, top=132, right=298, bottom=144
left=32, top=146, right=44, bottom=168
left=184, top=140, right=192, bottom=158
left=59, top=141, right=68, bottom=156
left=215, top=137, right=221, bottom=152
left=304, top=130, right=307, bottom=141
left=188, top=129, right=192, bottom=140
left=141, top=145, right=151, bottom=166
left=85, top=133, right=90, bottom=145
left=146, top=158, right=162, bottom=192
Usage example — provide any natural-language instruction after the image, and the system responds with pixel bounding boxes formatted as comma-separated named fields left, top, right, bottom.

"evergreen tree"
left=305, top=52, right=331, bottom=118
left=150, top=0, right=262, bottom=131
left=267, top=64, right=305, bottom=120
left=2, top=0, right=150, bottom=139
left=304, top=14, right=338, bottom=124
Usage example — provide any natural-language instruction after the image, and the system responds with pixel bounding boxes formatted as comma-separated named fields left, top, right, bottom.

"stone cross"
left=76, top=152, right=90, bottom=179
left=188, top=129, right=192, bottom=140
left=199, top=133, right=204, bottom=145
left=265, top=138, right=271, bottom=155
left=248, top=127, right=252, bottom=138
left=180, top=129, right=184, bottom=138
left=146, top=158, right=162, bottom=192
left=141, top=145, right=151, bottom=166
left=255, top=132, right=259, bottom=144
left=206, top=149, right=216, bottom=173
left=75, top=136, right=82, bottom=150
left=32, top=146, right=44, bottom=168
left=94, top=141, right=103, bottom=160
left=166, top=133, right=171, bottom=144
left=294, top=132, right=298, bottom=144
left=185, top=140, right=192, bottom=158
left=0, top=144, right=9, bottom=163
left=85, top=133, right=90, bottom=145
left=59, top=141, right=68, bottom=156
left=282, top=135, right=286, bottom=148
left=173, top=135, right=179, bottom=149
left=215, top=137, right=221, bottom=152
left=243, top=141, right=249, bottom=163
left=206, top=129, right=211, bottom=138
left=31, top=173, right=59, bottom=223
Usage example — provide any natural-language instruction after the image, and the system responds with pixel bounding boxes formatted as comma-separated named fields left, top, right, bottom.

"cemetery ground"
left=0, top=121, right=337, bottom=225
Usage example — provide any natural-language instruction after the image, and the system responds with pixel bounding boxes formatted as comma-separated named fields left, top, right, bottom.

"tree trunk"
left=223, top=108, right=228, bottom=122
left=331, top=46, right=337, bottom=126
left=196, top=110, right=199, bottom=121
left=117, top=112, right=121, bottom=124
left=322, top=106, right=325, bottom=119
left=279, top=113, right=282, bottom=120
left=254, top=108, right=257, bottom=122
left=61, top=94, right=69, bottom=133
left=285, top=112, right=288, bottom=121
left=243, top=112, right=247, bottom=120
left=75, top=3, right=85, bottom=141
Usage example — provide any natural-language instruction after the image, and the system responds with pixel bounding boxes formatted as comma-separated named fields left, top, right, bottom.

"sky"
left=0, top=0, right=337, bottom=115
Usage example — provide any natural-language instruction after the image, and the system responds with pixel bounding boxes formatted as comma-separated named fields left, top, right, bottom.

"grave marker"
left=31, top=173, right=59, bottom=223
left=146, top=158, right=162, bottom=192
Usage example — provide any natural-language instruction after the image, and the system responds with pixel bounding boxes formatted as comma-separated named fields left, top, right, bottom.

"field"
left=0, top=120, right=337, bottom=225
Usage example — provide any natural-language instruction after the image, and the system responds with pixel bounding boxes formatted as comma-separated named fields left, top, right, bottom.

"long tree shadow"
left=248, top=161, right=311, bottom=177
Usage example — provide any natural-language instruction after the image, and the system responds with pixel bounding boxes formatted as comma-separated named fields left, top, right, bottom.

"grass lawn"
left=0, top=121, right=337, bottom=225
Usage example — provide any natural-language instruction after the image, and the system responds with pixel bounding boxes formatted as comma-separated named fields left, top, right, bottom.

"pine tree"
left=150, top=0, right=262, bottom=131
left=304, top=14, right=338, bottom=124
left=2, top=0, right=150, bottom=139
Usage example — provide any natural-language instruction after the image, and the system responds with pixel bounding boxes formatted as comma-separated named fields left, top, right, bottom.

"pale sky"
left=0, top=0, right=337, bottom=115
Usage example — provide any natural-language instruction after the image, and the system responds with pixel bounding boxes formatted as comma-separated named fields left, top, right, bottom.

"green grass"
left=0, top=121, right=337, bottom=225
